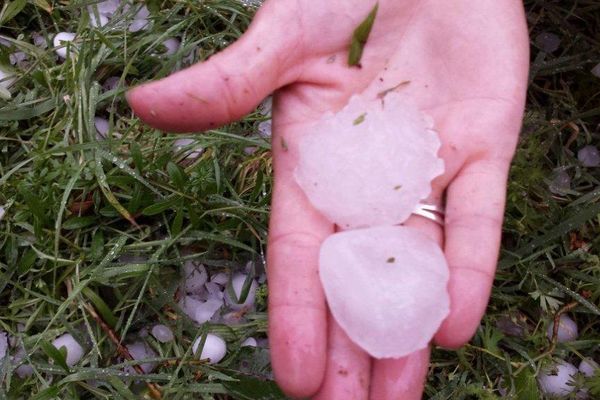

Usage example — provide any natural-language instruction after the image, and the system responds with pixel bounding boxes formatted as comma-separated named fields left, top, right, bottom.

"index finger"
left=267, top=117, right=333, bottom=398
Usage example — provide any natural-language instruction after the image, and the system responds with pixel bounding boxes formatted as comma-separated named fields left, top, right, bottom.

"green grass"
left=0, top=0, right=599, bottom=399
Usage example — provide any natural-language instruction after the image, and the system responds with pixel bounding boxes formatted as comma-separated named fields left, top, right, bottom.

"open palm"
left=128, top=0, right=529, bottom=398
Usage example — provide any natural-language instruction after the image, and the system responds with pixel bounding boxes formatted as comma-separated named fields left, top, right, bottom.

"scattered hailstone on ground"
left=0, top=67, right=16, bottom=90
left=94, top=117, right=109, bottom=140
left=538, top=361, right=578, bottom=397
left=547, top=314, right=578, bottom=343
left=579, top=358, right=599, bottom=377
left=592, top=63, right=600, bottom=79
left=13, top=346, right=34, bottom=378
left=257, top=120, right=271, bottom=138
left=319, top=225, right=449, bottom=358
left=150, top=324, right=174, bottom=343
left=128, top=5, right=150, bottom=33
left=258, top=96, right=272, bottom=116
left=9, top=52, right=26, bottom=66
left=549, top=169, right=571, bottom=195
left=173, top=138, right=204, bottom=161
left=125, top=341, right=157, bottom=374
left=32, top=33, right=47, bottom=49
left=295, top=92, right=444, bottom=229
left=53, top=32, right=76, bottom=59
left=52, top=333, right=85, bottom=367
left=88, top=8, right=109, bottom=28
left=102, top=76, right=121, bottom=91
left=0, top=331, right=7, bottom=359
left=224, top=273, right=258, bottom=310
left=182, top=261, right=208, bottom=294
left=179, top=295, right=222, bottom=325
left=210, top=272, right=229, bottom=286
left=193, top=334, right=226, bottom=364
left=535, top=32, right=561, bottom=53
left=0, top=206, right=5, bottom=222
left=161, top=38, right=180, bottom=56
left=578, top=145, right=600, bottom=167
left=241, top=337, right=257, bottom=347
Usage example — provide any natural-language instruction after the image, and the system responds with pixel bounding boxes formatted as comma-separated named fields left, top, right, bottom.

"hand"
left=127, top=0, right=529, bottom=398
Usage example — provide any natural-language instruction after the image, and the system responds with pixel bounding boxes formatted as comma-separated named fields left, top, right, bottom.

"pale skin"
left=127, top=0, right=530, bottom=398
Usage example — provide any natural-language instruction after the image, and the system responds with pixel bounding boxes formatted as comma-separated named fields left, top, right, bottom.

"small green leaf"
left=142, top=195, right=181, bottom=216
left=82, top=287, right=118, bottom=328
left=18, top=248, right=37, bottom=274
left=62, top=216, right=98, bottom=230
left=348, top=3, right=379, bottom=66
left=30, top=386, right=60, bottom=400
left=167, top=161, right=188, bottom=189
left=223, top=374, right=288, bottom=400
left=514, top=368, right=540, bottom=400
left=353, top=112, right=367, bottom=125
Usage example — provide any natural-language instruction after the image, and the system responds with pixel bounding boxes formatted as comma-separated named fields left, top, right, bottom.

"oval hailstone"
left=546, top=314, right=578, bottom=343
left=538, top=361, right=578, bottom=397
left=52, top=333, right=85, bottom=366
left=151, top=324, right=174, bottom=343
left=319, top=226, right=449, bottom=358
left=578, top=145, right=600, bottom=167
left=193, top=333, right=226, bottom=364
left=224, top=273, right=257, bottom=310
left=53, top=32, right=76, bottom=59
left=296, top=92, right=443, bottom=229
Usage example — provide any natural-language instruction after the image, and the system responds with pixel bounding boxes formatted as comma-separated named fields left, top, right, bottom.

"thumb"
left=127, top=3, right=301, bottom=132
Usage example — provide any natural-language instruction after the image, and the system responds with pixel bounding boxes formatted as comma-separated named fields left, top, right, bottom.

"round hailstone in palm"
left=319, top=225, right=449, bottom=358
left=295, top=92, right=444, bottom=229
left=52, top=333, right=85, bottom=366
left=53, top=32, right=76, bottom=59
left=193, top=333, right=226, bottom=364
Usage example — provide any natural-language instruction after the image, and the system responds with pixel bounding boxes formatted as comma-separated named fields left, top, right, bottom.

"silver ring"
left=412, top=203, right=445, bottom=225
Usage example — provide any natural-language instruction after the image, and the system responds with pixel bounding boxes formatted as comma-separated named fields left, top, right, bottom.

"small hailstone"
left=257, top=120, right=271, bottom=138
left=102, top=76, right=120, bottom=91
left=538, top=361, right=578, bottom=397
left=0, top=206, right=5, bottom=222
left=32, top=33, right=47, bottom=49
left=97, top=0, right=120, bottom=16
left=549, top=169, right=571, bottom=195
left=13, top=347, right=34, bottom=378
left=150, top=324, right=174, bottom=343
left=210, top=272, right=229, bottom=286
left=258, top=96, right=272, bottom=116
left=579, top=358, right=599, bottom=377
left=126, top=341, right=157, bottom=373
left=295, top=92, right=443, bottom=229
left=52, top=333, right=84, bottom=367
left=192, top=333, right=226, bottom=364
left=88, top=11, right=109, bottom=28
left=319, top=225, right=450, bottom=359
left=224, top=273, right=258, bottom=310
left=578, top=145, right=600, bottom=167
left=173, top=138, right=204, bottom=160
left=161, top=38, right=180, bottom=56
left=0, top=331, right=8, bottom=359
left=0, top=68, right=15, bottom=90
left=535, top=32, right=561, bottom=53
left=241, top=337, right=257, bottom=347
left=183, top=261, right=208, bottom=294
left=547, top=314, right=578, bottom=343
left=204, top=281, right=224, bottom=300
left=94, top=117, right=109, bottom=139
left=243, top=146, right=258, bottom=155
left=128, top=19, right=149, bottom=33
left=179, top=295, right=222, bottom=324
left=9, top=51, right=26, bottom=66
left=592, top=63, right=600, bottom=79
left=53, top=32, right=76, bottom=59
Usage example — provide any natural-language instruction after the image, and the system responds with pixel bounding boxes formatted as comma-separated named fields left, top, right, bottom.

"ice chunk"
left=319, top=225, right=450, bottom=358
left=578, top=145, right=600, bottom=167
left=0, top=206, right=5, bottom=222
left=94, top=117, right=109, bottom=140
left=0, top=331, right=7, bottom=359
left=538, top=361, right=578, bottom=397
left=0, top=67, right=15, bottom=90
left=535, top=32, right=561, bottom=53
left=179, top=295, right=222, bottom=324
left=241, top=337, right=257, bottom=347
left=210, top=272, right=229, bottom=286
left=52, top=333, right=84, bottom=366
left=151, top=324, right=174, bottom=343
left=174, top=138, right=204, bottom=161
left=182, top=261, right=208, bottom=294
left=193, top=333, right=226, bottom=364
left=549, top=169, right=570, bottom=195
left=257, top=120, right=271, bottom=138
left=53, top=32, right=76, bottom=59
left=295, top=93, right=444, bottom=229
left=224, top=273, right=257, bottom=310
left=579, top=358, right=598, bottom=377
left=162, top=38, right=180, bottom=56
left=546, top=314, right=578, bottom=343
left=125, top=341, right=156, bottom=373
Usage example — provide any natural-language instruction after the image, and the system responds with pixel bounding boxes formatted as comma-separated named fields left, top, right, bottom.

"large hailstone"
left=52, top=333, right=85, bottom=366
left=319, top=225, right=450, bottom=358
left=295, top=92, right=444, bottom=229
